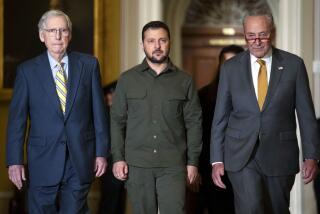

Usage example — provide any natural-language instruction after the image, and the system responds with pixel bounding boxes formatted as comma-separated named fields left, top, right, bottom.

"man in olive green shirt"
left=111, top=21, right=202, bottom=214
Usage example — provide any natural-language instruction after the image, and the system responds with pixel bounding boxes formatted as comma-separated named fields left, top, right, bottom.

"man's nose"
left=55, top=30, right=62, bottom=39
left=155, top=41, right=161, bottom=48
left=254, top=38, right=262, bottom=45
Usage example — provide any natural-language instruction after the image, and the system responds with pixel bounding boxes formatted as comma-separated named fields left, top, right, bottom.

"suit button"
left=60, top=141, right=66, bottom=144
left=153, top=149, right=157, bottom=153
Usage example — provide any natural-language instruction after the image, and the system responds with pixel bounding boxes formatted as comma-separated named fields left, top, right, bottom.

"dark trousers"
left=28, top=154, right=91, bottom=214
left=126, top=165, right=186, bottom=214
left=314, top=174, right=320, bottom=213
left=98, top=157, right=125, bottom=214
left=196, top=173, right=235, bottom=214
left=228, top=158, right=295, bottom=214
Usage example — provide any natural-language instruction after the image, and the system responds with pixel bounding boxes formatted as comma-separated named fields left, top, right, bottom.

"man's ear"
left=39, top=31, right=45, bottom=42
left=271, top=28, right=276, bottom=45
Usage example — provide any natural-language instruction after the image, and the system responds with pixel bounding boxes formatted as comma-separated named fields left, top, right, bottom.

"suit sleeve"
left=6, top=65, right=29, bottom=166
left=295, top=58, right=320, bottom=160
left=110, top=76, right=127, bottom=162
left=91, top=58, right=110, bottom=158
left=210, top=64, right=233, bottom=164
left=183, top=78, right=202, bottom=167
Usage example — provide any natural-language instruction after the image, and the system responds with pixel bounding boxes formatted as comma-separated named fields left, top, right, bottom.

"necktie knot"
left=257, top=59, right=266, bottom=66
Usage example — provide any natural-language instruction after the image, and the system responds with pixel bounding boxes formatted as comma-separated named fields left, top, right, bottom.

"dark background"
left=3, top=0, right=93, bottom=88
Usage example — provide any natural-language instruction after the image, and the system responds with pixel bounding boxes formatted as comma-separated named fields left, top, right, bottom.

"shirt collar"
left=47, top=51, right=69, bottom=70
left=139, top=58, right=176, bottom=74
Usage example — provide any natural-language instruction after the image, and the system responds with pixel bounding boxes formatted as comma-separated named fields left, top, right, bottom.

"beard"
left=144, top=49, right=169, bottom=64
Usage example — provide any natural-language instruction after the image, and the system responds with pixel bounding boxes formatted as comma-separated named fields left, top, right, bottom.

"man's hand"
left=8, top=165, right=26, bottom=190
left=95, top=157, right=107, bottom=177
left=187, top=173, right=202, bottom=193
left=113, top=161, right=128, bottom=181
left=302, top=159, right=319, bottom=184
left=187, top=165, right=198, bottom=184
left=212, top=163, right=226, bottom=189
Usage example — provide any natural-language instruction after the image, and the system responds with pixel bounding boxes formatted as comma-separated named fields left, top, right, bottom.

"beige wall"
left=300, top=1, right=317, bottom=214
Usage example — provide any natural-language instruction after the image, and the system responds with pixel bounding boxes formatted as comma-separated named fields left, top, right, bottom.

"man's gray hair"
left=242, top=10, right=274, bottom=30
left=38, top=10, right=72, bottom=32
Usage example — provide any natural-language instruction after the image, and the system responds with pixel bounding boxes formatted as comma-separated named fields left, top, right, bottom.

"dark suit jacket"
left=210, top=48, right=320, bottom=176
left=6, top=51, right=109, bottom=186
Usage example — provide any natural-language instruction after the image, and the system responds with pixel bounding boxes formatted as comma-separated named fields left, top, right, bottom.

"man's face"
left=39, top=16, right=71, bottom=60
left=244, top=15, right=273, bottom=58
left=142, top=28, right=170, bottom=64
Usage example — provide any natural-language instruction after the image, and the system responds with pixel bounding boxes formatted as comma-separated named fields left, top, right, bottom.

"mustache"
left=152, top=49, right=163, bottom=54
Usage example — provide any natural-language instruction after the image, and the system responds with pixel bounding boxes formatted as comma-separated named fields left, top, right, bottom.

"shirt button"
left=153, top=149, right=157, bottom=153
left=153, top=120, right=157, bottom=124
left=153, top=135, right=157, bottom=139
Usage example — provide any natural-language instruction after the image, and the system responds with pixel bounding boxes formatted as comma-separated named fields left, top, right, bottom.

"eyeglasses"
left=245, top=33, right=270, bottom=43
left=43, top=28, right=70, bottom=37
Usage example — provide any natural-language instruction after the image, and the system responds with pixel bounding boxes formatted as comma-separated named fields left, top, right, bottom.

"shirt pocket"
left=127, top=89, right=147, bottom=118
left=163, top=92, right=186, bottom=118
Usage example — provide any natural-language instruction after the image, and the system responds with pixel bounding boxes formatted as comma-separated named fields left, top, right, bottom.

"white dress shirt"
left=47, top=51, right=69, bottom=80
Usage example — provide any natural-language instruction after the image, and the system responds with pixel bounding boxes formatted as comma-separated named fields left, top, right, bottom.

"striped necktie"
left=257, top=59, right=268, bottom=110
left=55, top=63, right=67, bottom=114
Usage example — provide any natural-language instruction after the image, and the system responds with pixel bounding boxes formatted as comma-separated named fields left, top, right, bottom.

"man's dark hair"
left=142, top=21, right=170, bottom=41
left=218, top=45, right=244, bottom=63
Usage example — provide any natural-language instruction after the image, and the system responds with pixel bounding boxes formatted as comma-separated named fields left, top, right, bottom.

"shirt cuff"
left=211, top=162, right=223, bottom=166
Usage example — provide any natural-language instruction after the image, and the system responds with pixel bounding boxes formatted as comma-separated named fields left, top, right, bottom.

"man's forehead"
left=245, top=16, right=270, bottom=26
left=244, top=19, right=271, bottom=32
left=145, top=28, right=168, bottom=35
left=45, top=16, right=67, bottom=26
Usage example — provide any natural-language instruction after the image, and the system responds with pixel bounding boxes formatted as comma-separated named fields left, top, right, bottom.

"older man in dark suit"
left=6, top=10, right=109, bottom=214
left=211, top=10, right=320, bottom=214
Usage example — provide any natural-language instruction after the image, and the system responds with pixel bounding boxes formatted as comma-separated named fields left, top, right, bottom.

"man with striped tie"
left=6, top=10, right=109, bottom=213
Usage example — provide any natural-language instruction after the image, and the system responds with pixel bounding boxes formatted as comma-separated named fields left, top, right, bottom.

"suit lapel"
left=64, top=52, right=83, bottom=120
left=261, top=48, right=283, bottom=111
left=240, top=51, right=260, bottom=110
left=36, top=52, right=64, bottom=119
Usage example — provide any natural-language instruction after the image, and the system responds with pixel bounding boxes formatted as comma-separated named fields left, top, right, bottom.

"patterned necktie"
left=257, top=59, right=268, bottom=110
left=55, top=63, right=67, bottom=114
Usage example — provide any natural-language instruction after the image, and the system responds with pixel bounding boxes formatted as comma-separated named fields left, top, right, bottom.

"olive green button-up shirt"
left=111, top=59, right=202, bottom=168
